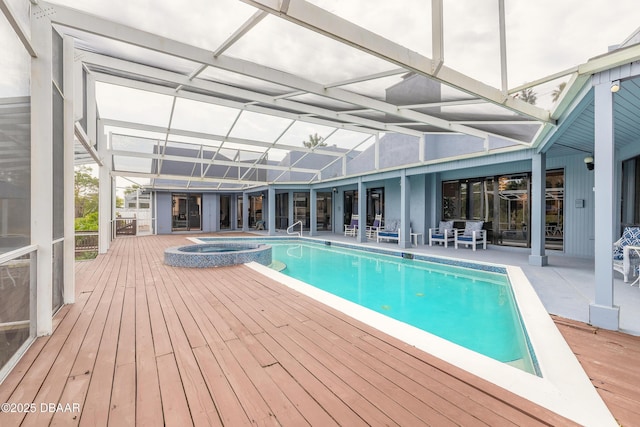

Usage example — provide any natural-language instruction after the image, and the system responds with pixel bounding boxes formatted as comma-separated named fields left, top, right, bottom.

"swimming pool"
left=201, top=238, right=536, bottom=374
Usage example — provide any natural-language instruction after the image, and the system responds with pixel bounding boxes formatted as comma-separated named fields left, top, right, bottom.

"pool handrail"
left=287, top=221, right=303, bottom=237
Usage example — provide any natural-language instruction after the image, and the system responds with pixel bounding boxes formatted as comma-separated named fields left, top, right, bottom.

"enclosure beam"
left=240, top=0, right=551, bottom=123
left=431, top=0, right=443, bottom=75
left=30, top=12, right=53, bottom=336
left=63, top=35, right=75, bottom=303
left=0, top=0, right=37, bottom=57
left=44, top=4, right=533, bottom=140
left=498, top=0, right=508, bottom=96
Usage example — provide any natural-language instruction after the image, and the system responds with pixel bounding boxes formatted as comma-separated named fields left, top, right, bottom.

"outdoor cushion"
left=463, top=221, right=484, bottom=237
left=385, top=220, right=399, bottom=232
left=439, top=220, right=454, bottom=236
left=613, top=227, right=640, bottom=260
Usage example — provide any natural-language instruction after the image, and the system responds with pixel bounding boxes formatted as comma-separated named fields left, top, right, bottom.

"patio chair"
left=455, top=221, right=487, bottom=251
left=377, top=219, right=401, bottom=243
left=613, top=226, right=640, bottom=283
left=366, top=214, right=383, bottom=239
left=429, top=220, right=455, bottom=248
left=344, top=214, right=359, bottom=237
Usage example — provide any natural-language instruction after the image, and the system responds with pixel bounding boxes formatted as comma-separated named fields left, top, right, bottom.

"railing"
left=75, top=231, right=98, bottom=255
left=286, top=220, right=303, bottom=237
left=115, top=219, right=137, bottom=236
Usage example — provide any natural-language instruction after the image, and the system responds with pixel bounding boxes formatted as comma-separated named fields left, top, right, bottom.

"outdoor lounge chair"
left=429, top=220, right=455, bottom=248
left=455, top=221, right=487, bottom=251
left=344, top=214, right=359, bottom=237
left=366, top=214, right=383, bottom=239
left=613, top=226, right=640, bottom=283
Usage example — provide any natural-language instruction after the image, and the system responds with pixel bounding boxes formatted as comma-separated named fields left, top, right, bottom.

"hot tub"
left=164, top=243, right=272, bottom=268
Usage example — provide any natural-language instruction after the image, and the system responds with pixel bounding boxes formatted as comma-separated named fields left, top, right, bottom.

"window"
left=442, top=170, right=563, bottom=249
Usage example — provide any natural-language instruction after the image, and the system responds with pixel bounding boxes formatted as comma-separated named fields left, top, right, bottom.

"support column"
left=98, top=130, right=111, bottom=254
left=590, top=80, right=619, bottom=330
left=374, top=134, right=380, bottom=170
left=309, top=188, right=317, bottom=237
left=529, top=153, right=548, bottom=266
left=427, top=173, right=438, bottom=228
left=230, top=195, right=238, bottom=230
left=242, top=193, right=249, bottom=232
left=288, top=190, right=294, bottom=228
left=63, top=35, right=75, bottom=303
left=357, top=179, right=367, bottom=243
left=31, top=13, right=53, bottom=336
left=268, top=187, right=276, bottom=236
left=399, top=171, right=411, bottom=248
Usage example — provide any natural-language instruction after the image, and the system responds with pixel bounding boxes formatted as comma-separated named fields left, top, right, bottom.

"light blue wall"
left=157, top=192, right=172, bottom=234
left=155, top=192, right=220, bottom=234
left=549, top=154, right=595, bottom=257
left=201, top=193, right=218, bottom=232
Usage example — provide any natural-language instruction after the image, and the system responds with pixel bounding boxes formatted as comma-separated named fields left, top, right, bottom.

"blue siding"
left=157, top=192, right=172, bottom=234
left=550, top=154, right=595, bottom=257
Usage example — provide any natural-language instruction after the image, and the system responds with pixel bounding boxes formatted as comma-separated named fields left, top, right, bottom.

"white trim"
left=63, top=35, right=75, bottom=304
left=74, top=122, right=102, bottom=166
left=0, top=245, right=37, bottom=264
left=0, top=0, right=37, bottom=57
left=30, top=11, right=53, bottom=336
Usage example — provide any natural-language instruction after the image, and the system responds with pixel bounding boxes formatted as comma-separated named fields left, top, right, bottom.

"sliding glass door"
left=171, top=193, right=202, bottom=231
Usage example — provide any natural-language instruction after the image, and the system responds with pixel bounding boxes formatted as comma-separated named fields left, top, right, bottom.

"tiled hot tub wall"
left=164, top=243, right=272, bottom=268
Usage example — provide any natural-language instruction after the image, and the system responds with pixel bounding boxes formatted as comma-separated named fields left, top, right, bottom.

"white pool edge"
left=246, top=259, right=617, bottom=427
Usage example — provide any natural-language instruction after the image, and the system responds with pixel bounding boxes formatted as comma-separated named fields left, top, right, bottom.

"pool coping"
left=192, top=236, right=616, bottom=426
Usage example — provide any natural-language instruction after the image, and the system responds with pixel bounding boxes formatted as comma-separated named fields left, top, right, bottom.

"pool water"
left=270, top=242, right=537, bottom=374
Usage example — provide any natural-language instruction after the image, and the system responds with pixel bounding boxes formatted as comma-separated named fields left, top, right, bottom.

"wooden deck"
left=0, top=234, right=637, bottom=426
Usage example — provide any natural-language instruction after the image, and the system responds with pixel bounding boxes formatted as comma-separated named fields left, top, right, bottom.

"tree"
left=124, top=184, right=141, bottom=195
left=516, top=88, right=537, bottom=105
left=302, top=133, right=327, bottom=149
left=75, top=166, right=99, bottom=219
left=551, top=82, right=567, bottom=103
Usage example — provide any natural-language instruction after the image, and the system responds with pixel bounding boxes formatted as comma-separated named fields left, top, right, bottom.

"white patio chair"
left=344, top=214, right=359, bottom=237
left=366, top=214, right=383, bottom=239
left=429, top=220, right=455, bottom=248
left=455, top=221, right=487, bottom=251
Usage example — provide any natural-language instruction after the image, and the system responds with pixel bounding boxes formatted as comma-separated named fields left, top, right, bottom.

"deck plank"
left=134, top=279, right=164, bottom=426
left=108, top=286, right=137, bottom=426
left=553, top=316, right=640, bottom=427
left=3, top=234, right=639, bottom=427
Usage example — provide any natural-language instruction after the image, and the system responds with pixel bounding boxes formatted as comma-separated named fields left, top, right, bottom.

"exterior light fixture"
left=332, top=187, right=337, bottom=192
left=611, top=80, right=621, bottom=93
left=584, top=155, right=594, bottom=170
